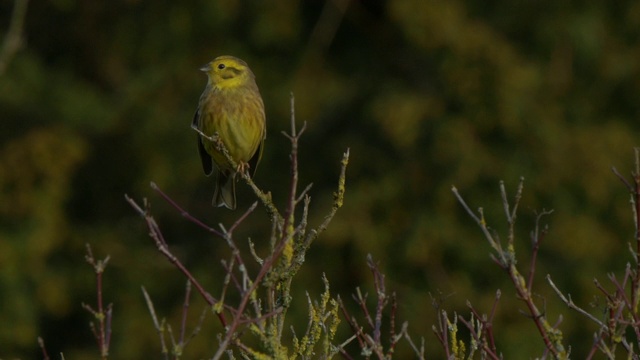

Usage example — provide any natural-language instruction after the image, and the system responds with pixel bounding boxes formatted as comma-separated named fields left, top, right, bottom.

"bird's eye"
left=217, top=64, right=226, bottom=70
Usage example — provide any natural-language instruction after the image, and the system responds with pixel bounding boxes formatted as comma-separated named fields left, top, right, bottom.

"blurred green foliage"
left=2, top=0, right=640, bottom=358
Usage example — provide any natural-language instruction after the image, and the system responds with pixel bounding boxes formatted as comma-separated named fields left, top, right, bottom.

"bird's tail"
left=213, top=172, right=236, bottom=209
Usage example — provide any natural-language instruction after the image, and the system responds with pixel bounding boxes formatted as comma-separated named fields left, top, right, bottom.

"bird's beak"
left=200, top=63, right=211, bottom=72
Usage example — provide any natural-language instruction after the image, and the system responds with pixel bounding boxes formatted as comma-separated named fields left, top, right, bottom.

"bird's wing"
left=193, top=108, right=213, bottom=176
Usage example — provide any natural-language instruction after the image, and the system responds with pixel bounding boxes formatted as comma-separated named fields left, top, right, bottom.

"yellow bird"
left=192, top=56, right=266, bottom=209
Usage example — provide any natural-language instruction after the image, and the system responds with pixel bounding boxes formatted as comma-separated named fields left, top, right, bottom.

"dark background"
left=2, top=0, right=640, bottom=357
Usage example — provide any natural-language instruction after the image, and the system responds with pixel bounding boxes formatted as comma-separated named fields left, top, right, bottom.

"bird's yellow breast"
left=199, top=87, right=265, bottom=171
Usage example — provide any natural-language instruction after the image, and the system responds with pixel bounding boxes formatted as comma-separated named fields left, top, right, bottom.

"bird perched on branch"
left=192, top=55, right=266, bottom=209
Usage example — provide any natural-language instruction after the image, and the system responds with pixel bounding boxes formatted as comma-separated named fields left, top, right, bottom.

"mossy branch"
left=128, top=93, right=349, bottom=359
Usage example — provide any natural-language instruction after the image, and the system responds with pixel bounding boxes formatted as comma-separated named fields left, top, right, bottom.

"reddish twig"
left=150, top=182, right=224, bottom=238
left=179, top=280, right=192, bottom=347
left=366, top=255, right=386, bottom=345
left=339, top=255, right=406, bottom=359
left=228, top=201, right=258, bottom=234
left=37, top=337, right=50, bottom=360
left=124, top=195, right=229, bottom=325
left=211, top=96, right=314, bottom=359
left=432, top=309, right=450, bottom=358
left=339, top=295, right=366, bottom=351
left=459, top=293, right=502, bottom=360
left=458, top=312, right=501, bottom=360
left=452, top=180, right=567, bottom=358
left=81, top=244, right=112, bottom=360
left=130, top=93, right=348, bottom=359
left=528, top=210, right=552, bottom=294
left=280, top=93, right=306, bottom=241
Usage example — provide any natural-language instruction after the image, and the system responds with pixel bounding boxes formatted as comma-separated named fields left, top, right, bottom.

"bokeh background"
left=2, top=0, right=640, bottom=358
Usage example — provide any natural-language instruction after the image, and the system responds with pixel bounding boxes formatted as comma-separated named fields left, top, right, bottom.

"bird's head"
left=201, top=55, right=254, bottom=89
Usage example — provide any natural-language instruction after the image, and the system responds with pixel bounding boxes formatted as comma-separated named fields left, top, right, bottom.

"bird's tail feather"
left=213, top=172, right=236, bottom=209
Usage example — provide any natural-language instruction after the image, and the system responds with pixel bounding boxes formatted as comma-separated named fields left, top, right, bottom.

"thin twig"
left=150, top=182, right=224, bottom=237
left=82, top=244, right=112, bottom=359
left=192, top=125, right=283, bottom=223
left=180, top=280, right=192, bottom=347
left=612, top=166, right=634, bottom=192
left=452, top=186, right=507, bottom=265
left=528, top=210, right=553, bottom=293
left=38, top=337, right=50, bottom=360
left=211, top=114, right=311, bottom=359
left=547, top=275, right=605, bottom=327
left=453, top=181, right=567, bottom=358
left=403, top=324, right=426, bottom=360
left=124, top=195, right=228, bottom=324
left=129, top=92, right=349, bottom=359
left=228, top=202, right=258, bottom=234
left=142, top=286, right=170, bottom=360
left=432, top=309, right=450, bottom=358
left=458, top=309, right=501, bottom=360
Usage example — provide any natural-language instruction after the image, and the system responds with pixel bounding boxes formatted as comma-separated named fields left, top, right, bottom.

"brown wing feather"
left=193, top=109, right=213, bottom=176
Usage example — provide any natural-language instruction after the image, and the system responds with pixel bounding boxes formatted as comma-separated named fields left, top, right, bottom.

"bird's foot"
left=236, top=162, right=251, bottom=176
